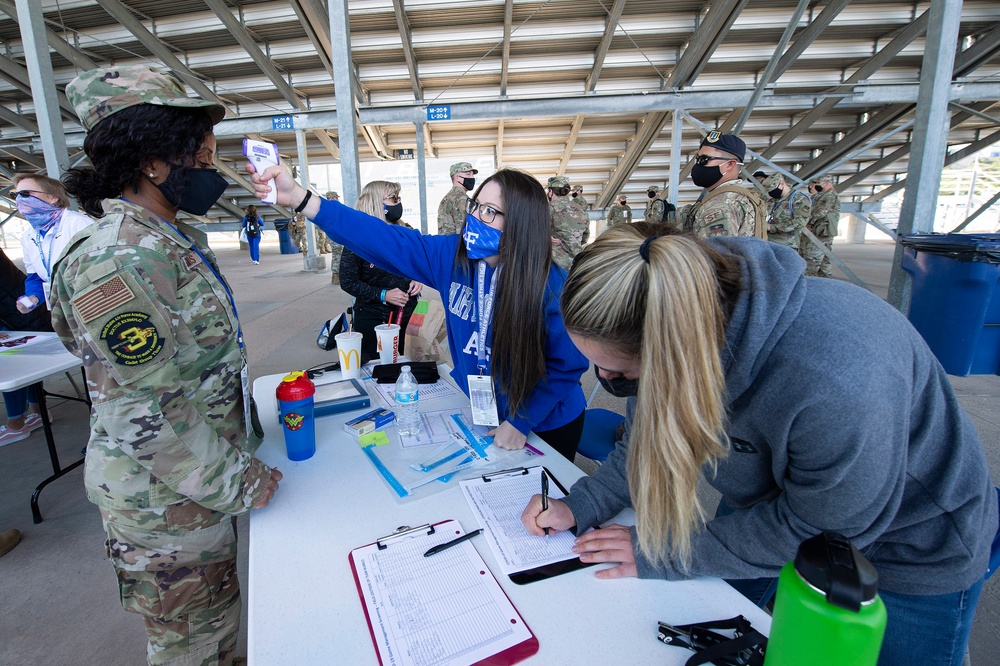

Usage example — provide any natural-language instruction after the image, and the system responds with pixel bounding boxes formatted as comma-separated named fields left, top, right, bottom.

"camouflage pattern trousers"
left=800, top=233, right=835, bottom=278
left=100, top=504, right=241, bottom=666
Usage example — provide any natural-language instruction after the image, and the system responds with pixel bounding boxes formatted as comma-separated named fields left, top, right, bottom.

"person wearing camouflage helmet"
left=547, top=175, right=588, bottom=271
left=437, top=161, right=477, bottom=235
left=606, top=193, right=632, bottom=229
left=763, top=173, right=811, bottom=253
left=323, top=191, right=344, bottom=283
left=54, top=65, right=281, bottom=666
left=803, top=176, right=841, bottom=278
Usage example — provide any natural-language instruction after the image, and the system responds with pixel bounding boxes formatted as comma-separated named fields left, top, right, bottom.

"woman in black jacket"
left=338, top=181, right=422, bottom=357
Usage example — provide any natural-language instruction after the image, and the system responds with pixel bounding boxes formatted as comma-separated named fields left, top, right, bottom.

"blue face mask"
left=16, top=194, right=62, bottom=234
left=462, top=213, right=503, bottom=260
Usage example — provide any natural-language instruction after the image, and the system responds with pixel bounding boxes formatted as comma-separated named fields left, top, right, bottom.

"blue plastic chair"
left=577, top=408, right=625, bottom=462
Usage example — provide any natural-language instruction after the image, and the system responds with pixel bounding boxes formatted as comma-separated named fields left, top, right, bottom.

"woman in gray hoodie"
left=522, top=223, right=997, bottom=666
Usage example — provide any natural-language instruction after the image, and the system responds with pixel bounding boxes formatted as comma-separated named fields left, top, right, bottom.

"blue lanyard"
left=32, top=231, right=53, bottom=277
left=476, top=261, right=500, bottom=374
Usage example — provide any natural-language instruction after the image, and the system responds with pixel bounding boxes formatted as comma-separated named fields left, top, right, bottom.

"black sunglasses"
left=13, top=189, right=46, bottom=198
left=691, top=154, right=737, bottom=167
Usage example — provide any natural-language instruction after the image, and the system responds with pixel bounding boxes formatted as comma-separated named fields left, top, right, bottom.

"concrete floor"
left=0, top=234, right=997, bottom=664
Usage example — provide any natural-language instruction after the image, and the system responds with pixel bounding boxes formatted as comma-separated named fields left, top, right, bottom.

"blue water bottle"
left=275, top=371, right=316, bottom=461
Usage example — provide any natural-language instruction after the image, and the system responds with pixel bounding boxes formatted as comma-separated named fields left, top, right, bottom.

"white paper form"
left=460, top=467, right=579, bottom=576
left=349, top=520, right=536, bottom=666
left=398, top=408, right=472, bottom=448
left=367, top=376, right=462, bottom=409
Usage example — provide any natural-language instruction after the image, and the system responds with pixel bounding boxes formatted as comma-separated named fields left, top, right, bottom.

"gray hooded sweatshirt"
left=563, top=237, right=997, bottom=595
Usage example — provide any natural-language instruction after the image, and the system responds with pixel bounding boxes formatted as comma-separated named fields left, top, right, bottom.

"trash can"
left=273, top=218, right=297, bottom=255
left=899, top=233, right=1000, bottom=376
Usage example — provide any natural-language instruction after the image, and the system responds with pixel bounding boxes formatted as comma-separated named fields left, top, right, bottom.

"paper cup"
left=374, top=324, right=400, bottom=365
left=335, top=331, right=364, bottom=379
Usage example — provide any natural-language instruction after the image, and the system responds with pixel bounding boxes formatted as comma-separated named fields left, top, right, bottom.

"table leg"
left=29, top=379, right=85, bottom=524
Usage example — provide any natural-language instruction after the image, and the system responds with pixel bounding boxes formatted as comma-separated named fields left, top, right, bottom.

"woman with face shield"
left=51, top=65, right=282, bottom=665
left=248, top=164, right=588, bottom=460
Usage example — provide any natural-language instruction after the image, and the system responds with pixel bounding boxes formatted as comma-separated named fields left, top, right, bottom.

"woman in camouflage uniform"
left=54, top=65, right=281, bottom=666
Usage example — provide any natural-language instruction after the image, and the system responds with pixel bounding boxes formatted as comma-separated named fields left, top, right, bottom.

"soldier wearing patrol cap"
left=437, top=161, right=477, bottom=235
left=764, top=173, right=811, bottom=253
left=643, top=185, right=665, bottom=223
left=570, top=184, right=589, bottom=209
left=606, top=193, right=632, bottom=229
left=53, top=65, right=281, bottom=666
left=804, top=175, right=841, bottom=277
left=677, top=131, right=763, bottom=238
left=324, top=191, right=344, bottom=283
left=547, top=175, right=588, bottom=271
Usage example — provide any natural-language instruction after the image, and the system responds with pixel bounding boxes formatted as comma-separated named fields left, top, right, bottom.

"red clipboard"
left=348, top=520, right=539, bottom=666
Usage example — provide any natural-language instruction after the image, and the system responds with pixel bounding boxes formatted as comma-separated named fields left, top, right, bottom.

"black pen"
left=541, top=471, right=550, bottom=536
left=423, top=529, right=483, bottom=557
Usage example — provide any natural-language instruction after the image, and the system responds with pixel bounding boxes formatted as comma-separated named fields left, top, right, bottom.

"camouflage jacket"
left=768, top=190, right=812, bottom=248
left=573, top=194, right=589, bottom=209
left=49, top=199, right=271, bottom=514
left=643, top=197, right=665, bottom=223
left=437, top=185, right=469, bottom=235
left=550, top=195, right=588, bottom=271
left=678, top=179, right=759, bottom=237
left=607, top=202, right=632, bottom=227
left=289, top=217, right=306, bottom=238
left=809, top=189, right=841, bottom=239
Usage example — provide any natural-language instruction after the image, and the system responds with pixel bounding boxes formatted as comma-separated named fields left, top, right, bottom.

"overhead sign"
left=427, top=105, right=451, bottom=121
left=271, top=115, right=295, bottom=131
left=396, top=148, right=414, bottom=160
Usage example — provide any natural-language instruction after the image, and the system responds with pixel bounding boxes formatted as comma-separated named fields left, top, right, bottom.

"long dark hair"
left=455, top=169, right=552, bottom=418
left=62, top=105, right=215, bottom=218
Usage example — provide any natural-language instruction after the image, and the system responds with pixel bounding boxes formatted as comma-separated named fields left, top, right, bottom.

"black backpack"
left=246, top=215, right=261, bottom=237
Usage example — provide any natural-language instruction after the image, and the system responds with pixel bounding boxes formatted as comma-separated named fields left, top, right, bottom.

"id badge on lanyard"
left=468, top=262, right=500, bottom=427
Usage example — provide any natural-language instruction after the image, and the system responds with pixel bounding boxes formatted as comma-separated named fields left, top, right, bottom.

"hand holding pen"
left=541, top=472, right=550, bottom=536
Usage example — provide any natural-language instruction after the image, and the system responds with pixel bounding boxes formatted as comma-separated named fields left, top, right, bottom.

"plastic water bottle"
left=764, top=532, right=886, bottom=666
left=394, top=365, right=421, bottom=436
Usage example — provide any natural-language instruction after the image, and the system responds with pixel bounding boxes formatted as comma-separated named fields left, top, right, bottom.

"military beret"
left=66, top=65, right=226, bottom=131
left=700, top=131, right=747, bottom=162
left=450, top=162, right=478, bottom=176
left=548, top=176, right=570, bottom=188
left=762, top=174, right=785, bottom=189
left=646, top=185, right=660, bottom=193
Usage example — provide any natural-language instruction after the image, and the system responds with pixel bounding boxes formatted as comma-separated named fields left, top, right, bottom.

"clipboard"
left=460, top=466, right=597, bottom=585
left=348, top=520, right=539, bottom=666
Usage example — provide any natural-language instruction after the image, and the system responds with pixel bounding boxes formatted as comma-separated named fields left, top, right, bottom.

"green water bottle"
left=763, top=532, right=887, bottom=666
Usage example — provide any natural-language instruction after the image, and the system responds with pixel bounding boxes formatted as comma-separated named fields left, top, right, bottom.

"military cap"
left=753, top=170, right=767, bottom=180
left=325, top=191, right=340, bottom=199
left=762, top=174, right=785, bottom=190
left=450, top=162, right=479, bottom=176
left=808, top=175, right=835, bottom=186
left=646, top=185, right=660, bottom=193
left=66, top=65, right=226, bottom=131
left=571, top=184, right=584, bottom=192
left=700, top=131, right=746, bottom=162
left=547, top=176, right=570, bottom=188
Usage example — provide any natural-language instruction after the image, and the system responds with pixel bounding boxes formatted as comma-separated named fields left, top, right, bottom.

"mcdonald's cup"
left=375, top=324, right=400, bottom=364
left=335, top=331, right=363, bottom=379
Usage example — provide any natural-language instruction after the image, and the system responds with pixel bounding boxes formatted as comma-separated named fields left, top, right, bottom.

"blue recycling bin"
left=273, top=218, right=298, bottom=255
left=900, top=233, right=1000, bottom=376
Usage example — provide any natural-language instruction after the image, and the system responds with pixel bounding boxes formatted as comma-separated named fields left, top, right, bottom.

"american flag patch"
left=73, top=275, right=136, bottom=324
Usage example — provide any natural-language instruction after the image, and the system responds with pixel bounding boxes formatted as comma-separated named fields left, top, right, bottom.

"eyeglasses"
left=13, top=189, right=45, bottom=199
left=383, top=195, right=401, bottom=204
left=467, top=199, right=505, bottom=225
left=692, top=154, right=737, bottom=167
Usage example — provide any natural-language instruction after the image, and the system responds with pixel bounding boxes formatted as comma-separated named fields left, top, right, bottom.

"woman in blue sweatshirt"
left=249, top=164, right=588, bottom=459
left=522, top=224, right=997, bottom=666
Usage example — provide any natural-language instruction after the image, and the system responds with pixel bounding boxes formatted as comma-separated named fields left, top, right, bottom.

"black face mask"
left=619, top=199, right=626, bottom=205
left=157, top=165, right=228, bottom=216
left=595, top=366, right=638, bottom=398
left=461, top=177, right=475, bottom=191
left=571, top=192, right=578, bottom=198
left=813, top=185, right=824, bottom=193
left=690, top=164, right=722, bottom=188
left=384, top=203, right=403, bottom=223
left=769, top=187, right=783, bottom=199
left=647, top=191, right=656, bottom=199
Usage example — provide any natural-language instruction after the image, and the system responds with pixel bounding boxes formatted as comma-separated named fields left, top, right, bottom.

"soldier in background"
left=606, top=193, right=632, bottom=229
left=289, top=212, right=307, bottom=254
left=804, top=176, right=842, bottom=278
left=55, top=64, right=280, bottom=665
left=764, top=173, right=811, bottom=252
left=324, top=191, right=344, bottom=283
left=676, top=132, right=763, bottom=238
left=547, top=175, right=588, bottom=271
left=643, top=185, right=665, bottom=222
left=437, top=161, right=477, bottom=235
left=571, top=184, right=589, bottom=209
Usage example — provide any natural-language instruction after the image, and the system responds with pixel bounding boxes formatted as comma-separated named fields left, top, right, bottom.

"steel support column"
left=15, top=0, right=69, bottom=177
left=296, top=129, right=325, bottom=272
left=329, top=0, right=361, bottom=208
left=887, top=0, right=962, bottom=311
left=668, top=111, right=683, bottom=206
left=415, top=120, right=428, bottom=234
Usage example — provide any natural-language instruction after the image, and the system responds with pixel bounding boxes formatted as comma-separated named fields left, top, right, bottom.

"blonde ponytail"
left=561, top=226, right=734, bottom=568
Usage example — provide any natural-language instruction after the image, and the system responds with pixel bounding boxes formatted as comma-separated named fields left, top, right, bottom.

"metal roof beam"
left=94, top=0, right=226, bottom=108
left=288, top=0, right=335, bottom=79
left=948, top=101, right=1000, bottom=125
left=312, top=129, right=340, bottom=161
left=584, top=0, right=627, bottom=94
left=557, top=115, right=584, bottom=176
left=391, top=0, right=422, bottom=101
left=0, top=103, right=38, bottom=134
left=0, top=0, right=98, bottom=71
left=203, top=0, right=305, bottom=112
left=774, top=0, right=853, bottom=77
left=750, top=10, right=930, bottom=170
left=0, top=52, right=75, bottom=116
left=500, top=0, right=512, bottom=97
left=0, top=145, right=44, bottom=169
left=953, top=21, right=1000, bottom=77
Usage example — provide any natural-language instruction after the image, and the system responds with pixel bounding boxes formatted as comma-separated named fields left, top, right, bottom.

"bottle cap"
left=276, top=371, right=315, bottom=401
left=794, top=532, right=879, bottom=612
